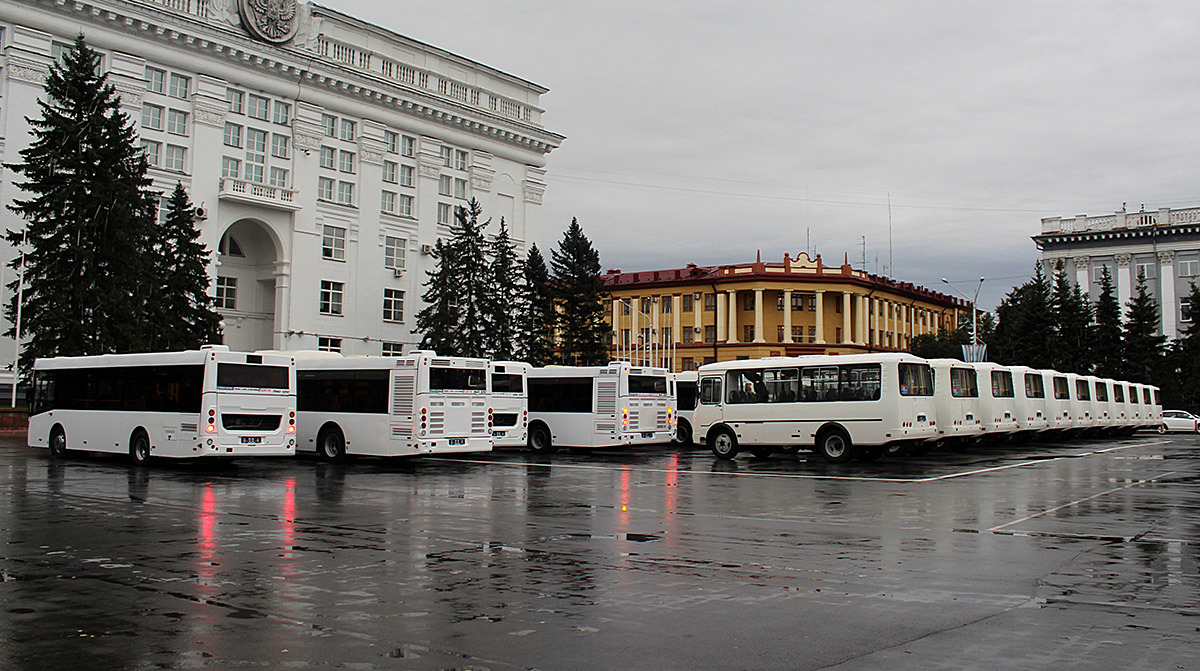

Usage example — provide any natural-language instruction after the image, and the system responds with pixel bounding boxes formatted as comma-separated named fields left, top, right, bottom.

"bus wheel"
left=856, top=446, right=884, bottom=462
left=317, top=426, right=347, bottom=463
left=129, top=430, right=151, bottom=466
left=1158, top=424, right=1167, bottom=434
left=885, top=443, right=909, bottom=457
left=709, top=427, right=739, bottom=460
left=816, top=429, right=853, bottom=464
left=749, top=445, right=774, bottom=459
left=673, top=420, right=693, bottom=446
left=528, top=425, right=556, bottom=454
left=49, top=426, right=68, bottom=458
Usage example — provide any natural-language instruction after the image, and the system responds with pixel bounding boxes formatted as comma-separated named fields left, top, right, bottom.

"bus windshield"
left=629, top=375, right=667, bottom=394
left=898, top=363, right=933, bottom=396
left=430, top=367, right=486, bottom=392
left=217, top=363, right=290, bottom=390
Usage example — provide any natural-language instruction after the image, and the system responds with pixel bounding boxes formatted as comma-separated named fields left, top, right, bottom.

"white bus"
left=1009, top=366, right=1051, bottom=438
left=927, top=358, right=984, bottom=448
left=669, top=371, right=699, bottom=446
left=29, top=345, right=296, bottom=464
left=491, top=361, right=529, bottom=448
left=972, top=362, right=1019, bottom=442
left=694, top=353, right=937, bottom=464
left=1046, top=371, right=1073, bottom=435
left=526, top=362, right=674, bottom=453
left=295, top=351, right=491, bottom=461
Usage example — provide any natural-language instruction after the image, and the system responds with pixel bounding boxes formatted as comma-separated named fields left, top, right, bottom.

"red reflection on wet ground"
left=197, top=484, right=217, bottom=594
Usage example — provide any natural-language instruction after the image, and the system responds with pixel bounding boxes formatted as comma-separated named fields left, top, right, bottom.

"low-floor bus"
left=694, top=353, right=937, bottom=464
left=490, top=361, right=529, bottom=448
left=29, top=345, right=296, bottom=464
left=294, top=351, right=492, bottom=461
left=526, top=362, right=674, bottom=453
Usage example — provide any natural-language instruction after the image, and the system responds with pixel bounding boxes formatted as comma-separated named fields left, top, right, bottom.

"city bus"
left=669, top=371, right=699, bottom=445
left=1045, top=370, right=1073, bottom=435
left=294, top=351, right=492, bottom=461
left=926, top=358, right=984, bottom=448
left=1009, top=366, right=1051, bottom=439
left=694, top=353, right=937, bottom=464
left=28, top=345, right=296, bottom=464
left=526, top=362, right=674, bottom=453
left=971, top=362, right=1019, bottom=442
left=490, top=361, right=529, bottom=448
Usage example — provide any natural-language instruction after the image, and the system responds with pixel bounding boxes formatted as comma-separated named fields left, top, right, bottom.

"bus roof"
left=34, top=348, right=293, bottom=369
left=696, top=352, right=927, bottom=374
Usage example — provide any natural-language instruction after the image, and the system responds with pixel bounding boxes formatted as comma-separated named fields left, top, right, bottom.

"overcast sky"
left=335, top=0, right=1200, bottom=311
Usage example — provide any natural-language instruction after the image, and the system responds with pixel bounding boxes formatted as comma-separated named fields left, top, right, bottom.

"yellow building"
left=604, top=251, right=968, bottom=371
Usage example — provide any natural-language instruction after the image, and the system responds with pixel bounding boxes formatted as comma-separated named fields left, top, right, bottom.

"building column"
left=840, top=292, right=851, bottom=344
left=753, top=288, right=765, bottom=343
left=856, top=295, right=866, bottom=345
left=1115, top=254, right=1132, bottom=319
left=611, top=298, right=620, bottom=357
left=869, top=297, right=878, bottom=346
left=899, top=304, right=908, bottom=349
left=727, top=290, right=738, bottom=343
left=815, top=290, right=826, bottom=344
left=716, top=291, right=727, bottom=342
left=783, top=289, right=794, bottom=343
left=672, top=294, right=682, bottom=344
left=1160, top=251, right=1177, bottom=338
left=1075, top=255, right=1091, bottom=295
left=693, top=292, right=702, bottom=342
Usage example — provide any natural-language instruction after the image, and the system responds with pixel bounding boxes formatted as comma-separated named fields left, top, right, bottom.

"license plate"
left=641, top=432, right=653, bottom=438
left=448, top=438, right=466, bottom=446
left=240, top=436, right=262, bottom=444
left=493, top=431, right=506, bottom=437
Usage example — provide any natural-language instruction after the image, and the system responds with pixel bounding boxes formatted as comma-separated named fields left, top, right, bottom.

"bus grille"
left=627, top=410, right=640, bottom=428
left=596, top=381, right=617, bottom=415
left=472, top=410, right=486, bottom=432
left=392, top=425, right=412, bottom=438
left=221, top=414, right=280, bottom=431
left=180, top=423, right=198, bottom=433
left=392, top=374, right=415, bottom=417
left=656, top=410, right=668, bottom=429
left=596, top=421, right=616, bottom=433
left=428, top=410, right=445, bottom=434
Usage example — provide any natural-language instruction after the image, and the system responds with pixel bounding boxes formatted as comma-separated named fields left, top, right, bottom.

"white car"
left=1160, top=410, right=1199, bottom=434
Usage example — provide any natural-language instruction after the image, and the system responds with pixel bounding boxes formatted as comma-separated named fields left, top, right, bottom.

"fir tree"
left=1049, top=260, right=1094, bottom=373
left=414, top=238, right=460, bottom=355
left=1166, top=282, right=1200, bottom=411
left=153, top=183, right=221, bottom=351
left=485, top=218, right=521, bottom=360
left=518, top=244, right=555, bottom=366
left=1121, top=273, right=1166, bottom=383
left=991, top=263, right=1054, bottom=368
left=5, top=34, right=159, bottom=370
left=1091, top=266, right=1123, bottom=378
left=446, top=199, right=493, bottom=358
left=550, top=218, right=608, bottom=365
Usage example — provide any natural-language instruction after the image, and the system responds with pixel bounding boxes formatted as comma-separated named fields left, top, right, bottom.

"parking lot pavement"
left=0, top=433, right=1197, bottom=670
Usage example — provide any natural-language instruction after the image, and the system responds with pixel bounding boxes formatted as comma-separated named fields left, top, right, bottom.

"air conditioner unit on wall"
left=393, top=267, right=404, bottom=278
left=193, top=206, right=207, bottom=220
left=420, top=244, right=432, bottom=255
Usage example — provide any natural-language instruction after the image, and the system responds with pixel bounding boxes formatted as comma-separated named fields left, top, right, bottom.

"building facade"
left=1035, top=206, right=1200, bottom=340
left=603, top=252, right=967, bottom=372
left=0, top=0, right=562, bottom=356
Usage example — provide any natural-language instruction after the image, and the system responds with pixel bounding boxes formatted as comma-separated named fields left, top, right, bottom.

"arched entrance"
left=215, top=219, right=284, bottom=352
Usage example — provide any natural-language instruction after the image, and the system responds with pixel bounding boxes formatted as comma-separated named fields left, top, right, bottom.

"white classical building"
left=1034, top=207, right=1200, bottom=340
left=0, top=0, right=562, bottom=355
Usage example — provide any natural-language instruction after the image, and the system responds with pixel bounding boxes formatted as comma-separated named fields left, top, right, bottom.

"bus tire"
left=816, top=427, right=853, bottom=464
left=317, top=425, right=347, bottom=463
left=885, top=443, right=909, bottom=457
left=749, top=445, right=774, bottom=459
left=709, top=426, right=739, bottom=460
left=129, top=429, right=151, bottom=466
left=528, top=424, right=556, bottom=454
left=673, top=420, right=693, bottom=446
left=856, top=446, right=884, bottom=462
left=49, top=425, right=68, bottom=458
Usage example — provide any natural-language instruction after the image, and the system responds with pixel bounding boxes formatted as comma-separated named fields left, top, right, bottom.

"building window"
left=383, top=161, right=398, bottom=184
left=744, top=325, right=755, bottom=341
left=385, top=131, right=398, bottom=153
left=141, top=104, right=163, bottom=130
left=1135, top=262, right=1155, bottom=280
left=271, top=134, right=289, bottom=159
left=337, top=182, right=355, bottom=205
left=640, top=297, right=652, bottom=313
left=168, top=73, right=190, bottom=99
left=1183, top=298, right=1194, bottom=323
left=223, top=122, right=242, bottom=147
left=807, top=294, right=817, bottom=311
left=777, top=325, right=784, bottom=341
left=322, top=225, right=346, bottom=261
left=401, top=135, right=415, bottom=157
left=743, top=293, right=755, bottom=311
left=164, top=145, right=186, bottom=172
left=141, top=140, right=160, bottom=166
left=273, top=101, right=290, bottom=124
left=318, top=177, right=334, bottom=201
left=269, top=167, right=289, bottom=188
left=1092, top=263, right=1112, bottom=282
left=704, top=325, right=716, bottom=343
left=215, top=277, right=237, bottom=310
left=398, top=194, right=413, bottom=217
left=340, top=119, right=356, bottom=141
left=620, top=300, right=630, bottom=316
left=682, top=293, right=694, bottom=312
left=381, top=191, right=397, bottom=214
left=682, top=357, right=695, bottom=371
left=792, top=293, right=804, bottom=310
left=145, top=67, right=165, bottom=93
left=322, top=114, right=337, bottom=137
left=339, top=150, right=355, bottom=174
left=1179, top=259, right=1199, bottom=278
left=792, top=326, right=804, bottom=342
left=620, top=329, right=631, bottom=348
left=221, top=156, right=240, bottom=178
left=439, top=174, right=452, bottom=196
left=704, top=293, right=716, bottom=311
left=226, top=88, right=244, bottom=114
left=835, top=327, right=842, bottom=342
left=682, top=328, right=694, bottom=345
left=245, top=129, right=267, bottom=182
left=438, top=202, right=453, bottom=225
left=166, top=109, right=188, bottom=135
left=440, top=146, right=453, bottom=167
left=320, top=280, right=344, bottom=316
left=385, top=236, right=406, bottom=269
left=382, top=342, right=404, bottom=357
left=808, top=326, right=816, bottom=343
left=248, top=94, right=269, bottom=120
left=318, top=337, right=342, bottom=353
left=661, top=327, right=672, bottom=344
left=400, top=164, right=414, bottom=188
left=455, top=149, right=469, bottom=170
left=319, top=146, right=336, bottom=169
left=662, top=297, right=672, bottom=314
left=454, top=178, right=467, bottom=200
left=383, top=288, right=405, bottom=322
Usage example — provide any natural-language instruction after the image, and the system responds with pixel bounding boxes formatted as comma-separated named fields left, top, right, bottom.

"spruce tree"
left=1049, top=260, right=1094, bottom=373
left=1091, top=266, right=1123, bottom=378
left=446, top=199, right=492, bottom=358
left=6, top=33, right=159, bottom=369
left=518, top=244, right=555, bottom=366
left=550, top=218, right=608, bottom=365
left=485, top=218, right=521, bottom=361
left=414, top=238, right=460, bottom=355
left=991, top=263, right=1054, bottom=368
left=153, top=183, right=221, bottom=351
left=1167, top=282, right=1200, bottom=410
left=1121, top=273, right=1166, bottom=383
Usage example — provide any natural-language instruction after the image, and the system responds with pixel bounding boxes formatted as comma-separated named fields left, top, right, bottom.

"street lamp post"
left=941, top=277, right=984, bottom=361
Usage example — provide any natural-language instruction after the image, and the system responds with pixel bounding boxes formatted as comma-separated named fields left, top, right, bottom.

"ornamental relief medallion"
left=238, top=0, right=300, bottom=44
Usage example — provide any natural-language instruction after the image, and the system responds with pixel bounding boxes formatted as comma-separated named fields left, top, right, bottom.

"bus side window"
left=699, top=377, right=721, bottom=405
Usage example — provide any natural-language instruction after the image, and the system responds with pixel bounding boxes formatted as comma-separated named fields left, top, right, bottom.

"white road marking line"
left=988, top=470, right=1178, bottom=532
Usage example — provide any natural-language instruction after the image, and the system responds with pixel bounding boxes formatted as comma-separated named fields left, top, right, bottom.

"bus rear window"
left=898, top=363, right=933, bottom=396
left=1025, top=373, right=1045, bottom=399
left=629, top=375, right=666, bottom=394
left=1114, top=385, right=1125, bottom=403
left=1074, top=379, right=1090, bottom=401
left=1053, top=377, right=1070, bottom=400
left=430, top=367, right=486, bottom=392
left=991, top=371, right=1015, bottom=398
left=492, top=373, right=524, bottom=394
left=1094, top=382, right=1109, bottom=402
left=950, top=368, right=978, bottom=398
left=217, top=363, right=290, bottom=390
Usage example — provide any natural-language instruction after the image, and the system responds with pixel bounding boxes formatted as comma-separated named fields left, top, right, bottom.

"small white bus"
left=491, top=361, right=529, bottom=448
left=1009, top=366, right=1051, bottom=438
left=926, top=359, right=984, bottom=448
left=694, top=353, right=937, bottom=464
left=972, top=362, right=1019, bottom=442
left=1046, top=371, right=1073, bottom=435
left=669, top=371, right=699, bottom=445
left=526, top=363, right=674, bottom=453
left=29, top=345, right=296, bottom=464
left=295, top=351, right=492, bottom=461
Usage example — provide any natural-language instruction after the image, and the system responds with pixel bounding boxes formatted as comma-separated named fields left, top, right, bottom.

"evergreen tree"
left=910, top=326, right=968, bottom=360
left=485, top=218, right=521, bottom=360
left=5, top=33, right=158, bottom=370
left=414, top=238, right=460, bottom=355
left=1091, top=266, right=1123, bottom=378
left=518, top=244, right=555, bottom=366
left=446, top=199, right=492, bottom=358
left=152, top=183, right=221, bottom=351
left=1165, top=282, right=1200, bottom=411
left=1049, top=260, right=1094, bottom=373
left=1121, top=273, right=1166, bottom=383
left=991, top=263, right=1054, bottom=368
left=550, top=218, right=608, bottom=365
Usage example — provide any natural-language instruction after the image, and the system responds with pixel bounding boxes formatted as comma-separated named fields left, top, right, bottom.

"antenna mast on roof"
left=887, top=192, right=893, bottom=279
left=861, top=236, right=866, bottom=270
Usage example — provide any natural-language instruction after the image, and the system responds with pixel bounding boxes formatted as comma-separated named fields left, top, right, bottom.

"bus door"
left=696, top=375, right=723, bottom=434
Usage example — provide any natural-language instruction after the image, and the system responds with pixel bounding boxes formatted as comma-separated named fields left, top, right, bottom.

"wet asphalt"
left=1, top=433, right=1198, bottom=671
